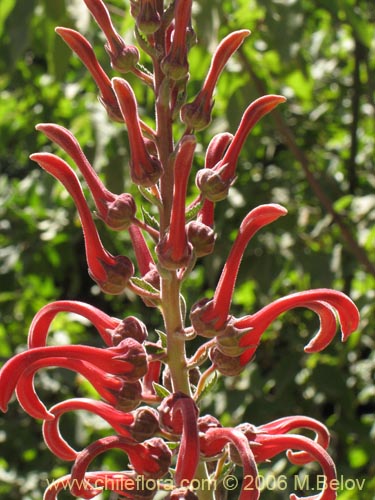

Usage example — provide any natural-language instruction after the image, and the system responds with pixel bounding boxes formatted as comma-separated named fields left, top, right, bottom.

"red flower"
left=161, top=0, right=192, bottom=81
left=235, top=288, right=360, bottom=365
left=30, top=153, right=134, bottom=294
left=112, top=77, right=163, bottom=187
left=156, top=135, right=196, bottom=269
left=27, top=300, right=120, bottom=348
left=83, top=0, right=139, bottom=72
left=159, top=392, right=199, bottom=485
left=181, top=30, right=251, bottom=130
left=36, top=123, right=138, bottom=230
left=190, top=204, right=287, bottom=335
left=0, top=339, right=145, bottom=418
left=55, top=27, right=122, bottom=121
left=42, top=398, right=135, bottom=461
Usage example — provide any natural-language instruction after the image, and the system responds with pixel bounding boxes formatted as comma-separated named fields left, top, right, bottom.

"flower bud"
left=118, top=338, right=148, bottom=381
left=187, top=221, right=216, bottom=257
left=129, top=407, right=160, bottom=441
left=195, top=167, right=233, bottom=202
left=136, top=0, right=161, bottom=35
left=98, top=193, right=136, bottom=230
left=111, top=316, right=148, bottom=345
left=93, top=255, right=134, bottom=295
left=189, top=298, right=229, bottom=338
left=116, top=380, right=143, bottom=411
left=209, top=347, right=244, bottom=377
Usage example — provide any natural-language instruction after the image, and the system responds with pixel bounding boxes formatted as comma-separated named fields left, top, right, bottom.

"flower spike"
left=112, top=77, right=163, bottom=187
left=30, top=153, right=134, bottom=293
left=181, top=30, right=251, bottom=130
left=83, top=0, right=140, bottom=72
left=55, top=27, right=122, bottom=121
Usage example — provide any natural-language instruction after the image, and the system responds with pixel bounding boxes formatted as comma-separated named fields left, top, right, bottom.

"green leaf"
left=155, top=329, right=168, bottom=348
left=185, top=199, right=204, bottom=222
left=196, top=370, right=218, bottom=403
left=141, top=206, right=160, bottom=231
left=152, top=382, right=171, bottom=399
left=130, top=276, right=160, bottom=295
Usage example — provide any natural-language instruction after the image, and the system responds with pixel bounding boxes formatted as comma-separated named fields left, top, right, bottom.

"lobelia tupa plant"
left=0, top=1, right=361, bottom=500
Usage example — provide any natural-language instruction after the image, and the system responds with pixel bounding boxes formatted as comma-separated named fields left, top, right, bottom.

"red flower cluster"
left=0, top=1, right=360, bottom=499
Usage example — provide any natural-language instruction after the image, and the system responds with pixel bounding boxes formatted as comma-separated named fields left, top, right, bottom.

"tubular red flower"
left=169, top=394, right=200, bottom=486
left=252, top=433, right=337, bottom=500
left=142, top=359, right=162, bottom=395
left=199, top=204, right=288, bottom=329
left=10, top=358, right=124, bottom=420
left=30, top=153, right=134, bottom=293
left=36, top=124, right=112, bottom=210
left=70, top=436, right=171, bottom=497
left=257, top=416, right=330, bottom=465
left=36, top=124, right=138, bottom=230
left=55, top=27, right=121, bottom=120
left=0, top=340, right=142, bottom=414
left=201, top=427, right=259, bottom=500
left=129, top=224, right=155, bottom=276
left=214, top=95, right=286, bottom=183
left=112, top=77, right=163, bottom=187
left=42, top=398, right=135, bottom=461
left=181, top=30, right=250, bottom=130
left=156, top=136, right=195, bottom=269
left=235, top=289, right=360, bottom=365
left=83, top=0, right=140, bottom=72
left=27, top=300, right=119, bottom=348
left=161, top=0, right=192, bottom=80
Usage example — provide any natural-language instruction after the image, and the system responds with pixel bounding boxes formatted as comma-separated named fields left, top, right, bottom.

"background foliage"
left=0, top=0, right=374, bottom=498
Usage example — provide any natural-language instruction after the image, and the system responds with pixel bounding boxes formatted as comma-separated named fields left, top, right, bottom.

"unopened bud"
left=99, top=193, right=136, bottom=230
left=111, top=316, right=148, bottom=345
left=92, top=255, right=134, bottom=295
left=116, top=380, right=143, bottom=411
left=119, top=338, right=148, bottom=381
left=130, top=407, right=160, bottom=441
left=180, top=94, right=213, bottom=131
left=195, top=168, right=233, bottom=202
left=108, top=43, right=140, bottom=72
left=136, top=0, right=161, bottom=35
left=209, top=347, right=244, bottom=377
left=187, top=221, right=216, bottom=257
